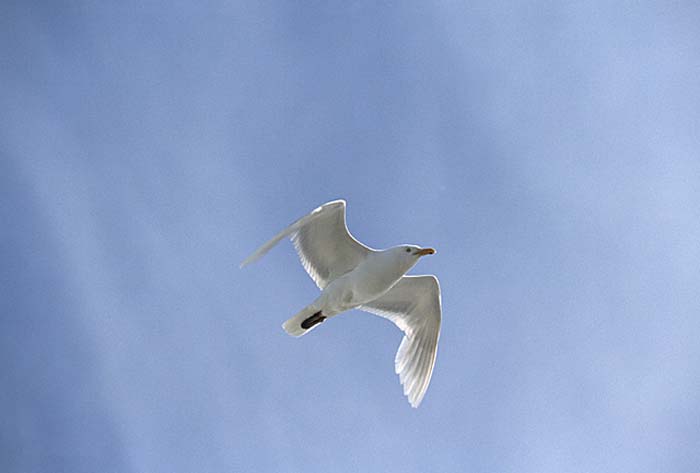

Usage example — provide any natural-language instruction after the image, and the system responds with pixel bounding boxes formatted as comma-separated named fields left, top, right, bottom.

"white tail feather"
left=282, top=306, right=321, bottom=337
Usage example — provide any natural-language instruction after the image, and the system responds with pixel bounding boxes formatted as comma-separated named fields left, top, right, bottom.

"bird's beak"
left=415, top=248, right=436, bottom=257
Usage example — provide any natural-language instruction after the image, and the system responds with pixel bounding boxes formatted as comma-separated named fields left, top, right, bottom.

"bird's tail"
left=282, top=305, right=325, bottom=337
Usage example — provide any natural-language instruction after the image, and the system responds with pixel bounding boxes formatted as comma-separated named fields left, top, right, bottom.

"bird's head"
left=389, top=244, right=436, bottom=270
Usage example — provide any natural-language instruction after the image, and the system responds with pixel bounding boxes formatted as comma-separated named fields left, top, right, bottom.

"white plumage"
left=241, top=200, right=441, bottom=407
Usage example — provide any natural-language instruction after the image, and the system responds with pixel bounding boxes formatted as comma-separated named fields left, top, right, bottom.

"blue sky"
left=2, top=2, right=699, bottom=472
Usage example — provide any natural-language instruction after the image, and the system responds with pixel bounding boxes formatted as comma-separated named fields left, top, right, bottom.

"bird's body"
left=241, top=200, right=441, bottom=407
left=312, top=246, right=420, bottom=316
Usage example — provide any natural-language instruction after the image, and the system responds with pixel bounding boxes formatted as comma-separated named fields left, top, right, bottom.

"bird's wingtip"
left=408, top=394, right=423, bottom=408
left=239, top=256, right=254, bottom=268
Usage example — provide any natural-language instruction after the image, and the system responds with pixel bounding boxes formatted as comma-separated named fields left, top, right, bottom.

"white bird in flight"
left=240, top=200, right=441, bottom=407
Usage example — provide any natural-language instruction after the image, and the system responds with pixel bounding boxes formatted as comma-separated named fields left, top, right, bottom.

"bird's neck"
left=361, top=251, right=414, bottom=284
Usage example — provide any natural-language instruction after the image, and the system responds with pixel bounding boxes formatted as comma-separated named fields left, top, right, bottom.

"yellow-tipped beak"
left=415, top=248, right=436, bottom=256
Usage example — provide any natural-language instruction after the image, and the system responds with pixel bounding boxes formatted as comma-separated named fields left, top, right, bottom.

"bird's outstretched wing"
left=360, top=275, right=442, bottom=408
left=240, top=200, right=372, bottom=289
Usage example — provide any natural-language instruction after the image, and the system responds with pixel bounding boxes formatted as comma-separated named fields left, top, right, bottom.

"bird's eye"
left=406, top=248, right=411, bottom=253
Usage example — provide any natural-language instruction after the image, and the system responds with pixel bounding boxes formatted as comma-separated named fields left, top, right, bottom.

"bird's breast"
left=344, top=256, right=405, bottom=304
